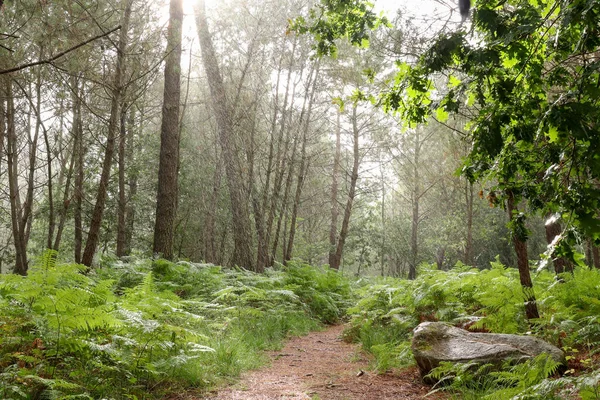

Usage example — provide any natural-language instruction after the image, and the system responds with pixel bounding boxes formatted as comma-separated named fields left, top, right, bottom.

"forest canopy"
left=294, top=0, right=600, bottom=269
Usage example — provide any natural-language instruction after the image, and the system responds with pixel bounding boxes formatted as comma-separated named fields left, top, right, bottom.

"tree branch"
left=0, top=25, right=121, bottom=75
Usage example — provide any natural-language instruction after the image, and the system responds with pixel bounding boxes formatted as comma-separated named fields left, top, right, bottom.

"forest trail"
left=203, top=324, right=438, bottom=400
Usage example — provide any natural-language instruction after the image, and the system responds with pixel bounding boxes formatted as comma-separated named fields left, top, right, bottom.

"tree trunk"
left=116, top=105, right=128, bottom=257
left=256, top=41, right=292, bottom=270
left=464, top=180, right=474, bottom=266
left=271, top=133, right=298, bottom=265
left=203, top=146, right=222, bottom=264
left=123, top=107, right=138, bottom=256
left=544, top=216, right=571, bottom=274
left=380, top=154, right=386, bottom=276
left=5, top=80, right=27, bottom=275
left=586, top=239, right=600, bottom=269
left=593, top=245, right=600, bottom=270
left=409, top=129, right=421, bottom=280
left=507, top=191, right=540, bottom=320
left=329, top=110, right=341, bottom=269
left=284, top=63, right=319, bottom=263
left=194, top=0, right=255, bottom=270
left=265, top=41, right=300, bottom=266
left=53, top=146, right=75, bottom=252
left=41, top=81, right=55, bottom=251
left=81, top=0, right=132, bottom=267
left=73, top=78, right=84, bottom=264
left=331, top=104, right=360, bottom=270
left=153, top=0, right=183, bottom=260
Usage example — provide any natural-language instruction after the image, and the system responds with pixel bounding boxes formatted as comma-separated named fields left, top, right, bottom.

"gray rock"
left=412, top=322, right=565, bottom=380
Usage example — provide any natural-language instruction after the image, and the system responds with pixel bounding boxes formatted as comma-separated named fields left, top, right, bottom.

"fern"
left=426, top=355, right=561, bottom=399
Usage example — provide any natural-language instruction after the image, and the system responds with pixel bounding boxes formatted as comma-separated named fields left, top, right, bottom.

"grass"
left=0, top=256, right=352, bottom=399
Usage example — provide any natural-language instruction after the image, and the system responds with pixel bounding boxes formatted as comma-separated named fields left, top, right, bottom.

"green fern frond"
left=41, top=249, right=59, bottom=271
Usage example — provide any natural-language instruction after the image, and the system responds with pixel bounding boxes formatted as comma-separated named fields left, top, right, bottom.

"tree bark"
left=153, top=0, right=183, bottom=259
left=329, top=110, right=341, bottom=269
left=331, top=104, right=360, bottom=270
left=272, top=133, right=298, bottom=265
left=53, top=145, right=74, bottom=252
left=544, top=216, right=571, bottom=274
left=593, top=244, right=600, bottom=269
left=123, top=106, right=138, bottom=256
left=41, top=79, right=55, bottom=251
left=464, top=180, right=474, bottom=266
left=72, top=78, right=84, bottom=264
left=255, top=41, right=291, bottom=270
left=265, top=39, right=300, bottom=266
left=507, top=191, right=540, bottom=320
left=203, top=145, right=222, bottom=264
left=408, top=129, right=421, bottom=280
left=194, top=0, right=255, bottom=270
left=5, top=80, right=28, bottom=275
left=81, top=0, right=132, bottom=267
left=284, top=63, right=319, bottom=263
left=380, top=153, right=386, bottom=276
left=116, top=105, right=128, bottom=257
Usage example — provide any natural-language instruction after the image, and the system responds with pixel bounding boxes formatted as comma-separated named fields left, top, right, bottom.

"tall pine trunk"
left=5, top=80, right=27, bottom=275
left=72, top=78, right=84, bottom=263
left=329, top=111, right=341, bottom=269
left=117, top=106, right=128, bottom=257
left=284, top=63, right=319, bottom=263
left=203, top=145, right=222, bottom=263
left=153, top=0, right=183, bottom=259
left=194, top=0, right=255, bottom=270
left=123, top=107, right=138, bottom=255
left=331, top=104, right=360, bottom=270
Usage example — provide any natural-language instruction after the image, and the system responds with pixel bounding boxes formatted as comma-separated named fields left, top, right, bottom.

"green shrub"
left=346, top=260, right=600, bottom=398
left=0, top=256, right=353, bottom=399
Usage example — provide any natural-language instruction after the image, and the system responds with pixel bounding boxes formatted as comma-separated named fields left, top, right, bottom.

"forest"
left=0, top=0, right=599, bottom=398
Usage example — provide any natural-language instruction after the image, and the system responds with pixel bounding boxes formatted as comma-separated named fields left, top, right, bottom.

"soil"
left=201, top=324, right=443, bottom=400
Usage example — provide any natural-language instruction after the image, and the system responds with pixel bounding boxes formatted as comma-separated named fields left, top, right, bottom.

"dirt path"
left=204, top=325, right=439, bottom=400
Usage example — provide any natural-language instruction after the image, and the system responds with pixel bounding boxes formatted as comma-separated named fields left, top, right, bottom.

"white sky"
left=171, top=0, right=464, bottom=30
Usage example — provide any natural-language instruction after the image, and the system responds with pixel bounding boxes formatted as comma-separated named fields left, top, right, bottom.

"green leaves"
left=296, top=0, right=600, bottom=255
left=0, top=258, right=355, bottom=399
left=290, top=0, right=387, bottom=57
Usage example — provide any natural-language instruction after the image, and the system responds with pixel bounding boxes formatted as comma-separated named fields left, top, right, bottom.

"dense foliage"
left=4, top=255, right=600, bottom=399
left=393, top=0, right=600, bottom=262
left=0, top=255, right=352, bottom=399
left=345, top=262, right=600, bottom=398
left=294, top=0, right=600, bottom=263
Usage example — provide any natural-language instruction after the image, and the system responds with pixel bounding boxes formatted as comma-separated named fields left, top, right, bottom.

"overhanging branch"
left=0, top=25, right=121, bottom=75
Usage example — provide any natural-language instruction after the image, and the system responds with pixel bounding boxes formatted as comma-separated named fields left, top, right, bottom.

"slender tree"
left=506, top=191, right=540, bottom=320
left=194, top=0, right=255, bottom=270
left=81, top=0, right=133, bottom=266
left=285, top=63, right=320, bottom=263
left=329, top=110, right=341, bottom=269
left=330, top=104, right=360, bottom=270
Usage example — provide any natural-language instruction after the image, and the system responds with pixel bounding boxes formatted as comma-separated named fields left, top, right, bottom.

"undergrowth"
left=4, top=252, right=600, bottom=399
left=0, top=254, right=352, bottom=399
left=345, top=261, right=600, bottom=399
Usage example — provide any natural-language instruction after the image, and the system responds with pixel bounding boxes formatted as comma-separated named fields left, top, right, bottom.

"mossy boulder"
left=412, top=322, right=565, bottom=380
